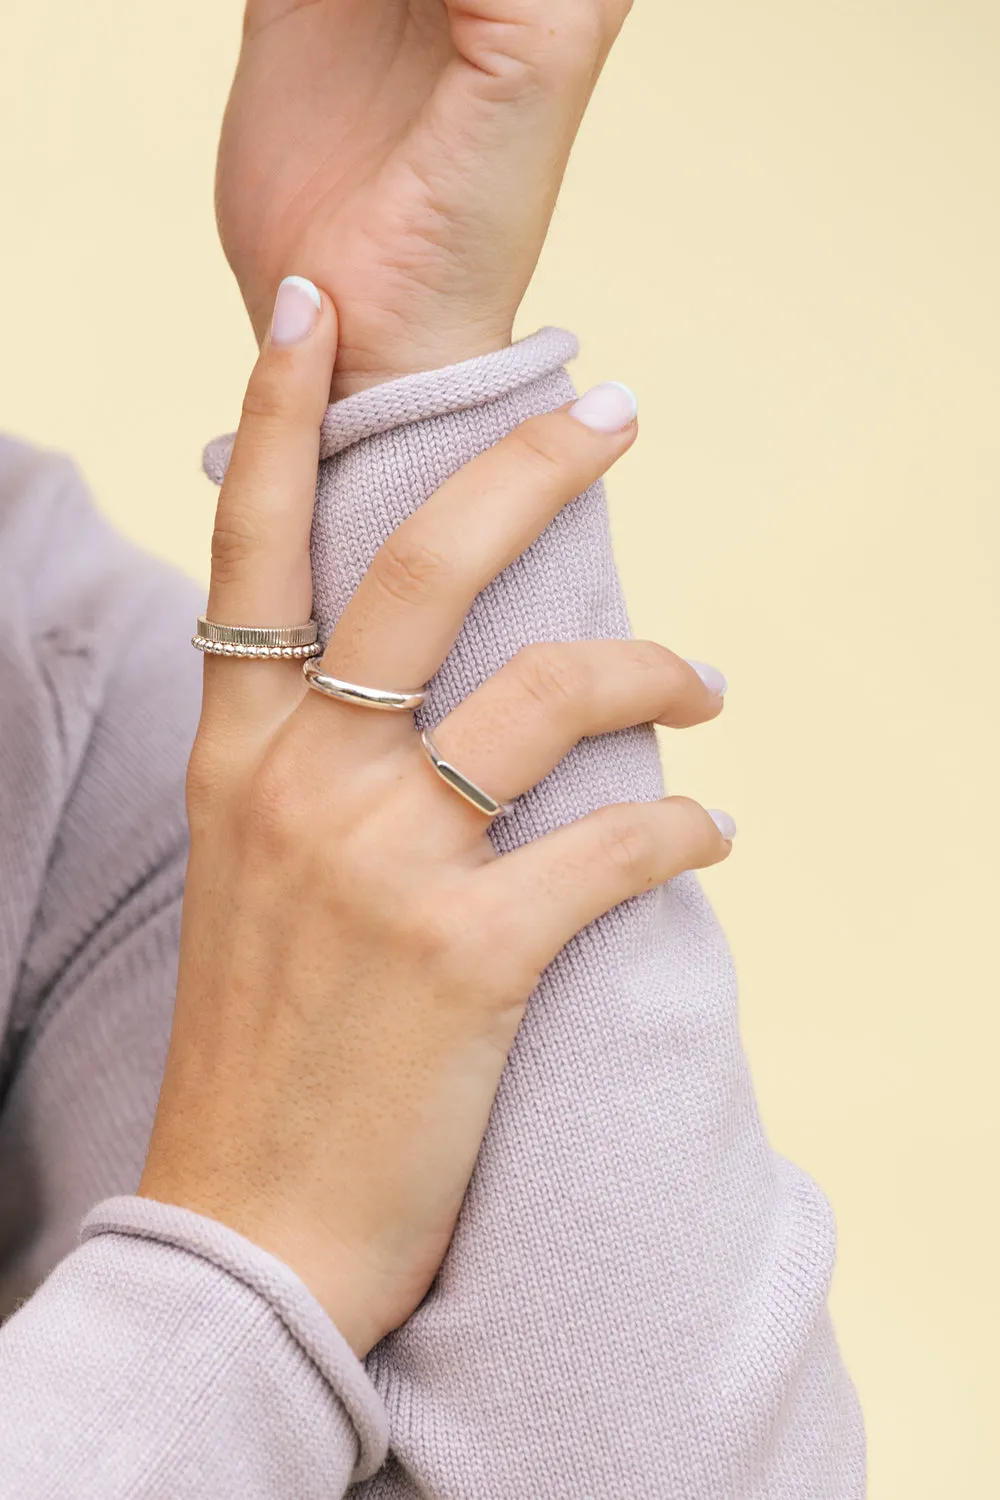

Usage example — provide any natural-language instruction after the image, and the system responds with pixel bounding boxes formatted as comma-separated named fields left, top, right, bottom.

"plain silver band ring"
left=303, top=658, right=426, bottom=713
left=420, top=729, right=511, bottom=819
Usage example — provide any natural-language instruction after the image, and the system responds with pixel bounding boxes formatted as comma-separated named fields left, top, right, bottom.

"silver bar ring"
left=420, top=729, right=512, bottom=819
left=303, top=658, right=427, bottom=713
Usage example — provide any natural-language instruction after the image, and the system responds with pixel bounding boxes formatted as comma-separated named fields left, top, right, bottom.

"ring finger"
left=422, top=639, right=727, bottom=816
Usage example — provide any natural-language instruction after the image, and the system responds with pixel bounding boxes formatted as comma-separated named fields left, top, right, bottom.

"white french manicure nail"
left=270, top=275, right=322, bottom=347
left=707, top=809, right=737, bottom=841
left=569, top=381, right=638, bottom=433
left=685, top=659, right=729, bottom=697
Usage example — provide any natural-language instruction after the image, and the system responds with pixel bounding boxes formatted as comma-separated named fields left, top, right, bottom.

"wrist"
left=138, top=1158, right=399, bottom=1359
left=327, top=320, right=515, bottom=404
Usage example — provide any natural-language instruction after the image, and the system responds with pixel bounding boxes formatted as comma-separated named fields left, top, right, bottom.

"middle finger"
left=307, top=384, right=639, bottom=717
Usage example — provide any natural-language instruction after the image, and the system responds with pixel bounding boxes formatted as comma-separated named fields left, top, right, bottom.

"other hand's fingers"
left=482, top=797, right=736, bottom=972
left=445, top=0, right=633, bottom=88
left=426, top=640, right=726, bottom=811
left=203, top=276, right=337, bottom=729
left=314, top=383, right=639, bottom=714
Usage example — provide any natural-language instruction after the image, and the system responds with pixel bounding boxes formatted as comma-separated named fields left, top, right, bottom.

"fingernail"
left=685, top=659, right=728, bottom=697
left=569, top=381, right=638, bottom=433
left=270, top=276, right=322, bottom=347
left=708, top=809, right=737, bottom=841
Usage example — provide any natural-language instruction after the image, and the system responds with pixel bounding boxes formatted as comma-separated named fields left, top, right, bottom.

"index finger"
left=202, top=276, right=338, bottom=731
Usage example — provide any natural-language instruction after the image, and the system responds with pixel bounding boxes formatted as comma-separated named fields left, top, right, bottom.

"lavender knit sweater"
left=0, top=329, right=865, bottom=1497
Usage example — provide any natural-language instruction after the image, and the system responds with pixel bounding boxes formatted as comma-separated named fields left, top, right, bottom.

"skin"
left=141, top=1, right=733, bottom=1357
left=216, top=0, right=634, bottom=396
left=138, top=290, right=732, bottom=1357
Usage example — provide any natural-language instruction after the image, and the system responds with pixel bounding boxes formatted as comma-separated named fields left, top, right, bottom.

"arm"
left=0, top=1204, right=384, bottom=1497
left=0, top=438, right=384, bottom=1497
left=207, top=327, right=866, bottom=1497
left=2, top=292, right=721, bottom=1496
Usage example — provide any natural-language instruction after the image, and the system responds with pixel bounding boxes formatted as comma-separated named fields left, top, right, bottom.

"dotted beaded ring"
left=191, top=637, right=322, bottom=660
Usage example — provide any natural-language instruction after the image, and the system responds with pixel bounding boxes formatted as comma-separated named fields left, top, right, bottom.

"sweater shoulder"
left=0, top=433, right=200, bottom=637
left=0, top=434, right=202, bottom=1034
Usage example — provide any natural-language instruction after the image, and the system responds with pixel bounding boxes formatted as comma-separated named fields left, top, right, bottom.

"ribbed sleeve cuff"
left=82, top=1196, right=388, bottom=1484
left=203, top=326, right=578, bottom=480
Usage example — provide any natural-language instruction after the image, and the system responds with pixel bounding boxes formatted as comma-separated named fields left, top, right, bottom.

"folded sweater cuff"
left=82, top=1196, right=388, bottom=1485
left=202, top=326, right=579, bottom=481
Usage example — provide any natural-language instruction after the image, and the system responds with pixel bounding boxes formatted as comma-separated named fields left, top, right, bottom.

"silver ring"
left=420, top=729, right=511, bottom=819
left=303, top=658, right=426, bottom=713
left=197, top=616, right=318, bottom=647
left=193, top=617, right=321, bottom=660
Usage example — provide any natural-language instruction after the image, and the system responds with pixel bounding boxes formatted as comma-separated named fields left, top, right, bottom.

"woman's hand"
left=215, top=0, right=632, bottom=397
left=139, top=277, right=733, bottom=1358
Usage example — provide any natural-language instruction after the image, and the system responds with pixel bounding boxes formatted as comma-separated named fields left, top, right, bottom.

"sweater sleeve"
left=211, top=326, right=867, bottom=1500
left=0, top=1198, right=386, bottom=1497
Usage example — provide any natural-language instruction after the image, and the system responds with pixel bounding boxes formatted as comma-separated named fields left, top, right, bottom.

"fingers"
left=445, top=0, right=632, bottom=87
left=202, top=276, right=337, bottom=730
left=315, top=383, right=639, bottom=710
left=482, top=796, right=735, bottom=970
left=427, top=640, right=726, bottom=807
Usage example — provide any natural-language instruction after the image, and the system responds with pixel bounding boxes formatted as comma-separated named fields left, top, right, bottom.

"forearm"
left=0, top=889, right=388, bottom=1500
left=0, top=448, right=388, bottom=1496
left=208, top=327, right=865, bottom=1497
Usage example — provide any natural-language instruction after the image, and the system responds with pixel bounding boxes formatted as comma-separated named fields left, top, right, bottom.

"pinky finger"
left=482, top=797, right=735, bottom=970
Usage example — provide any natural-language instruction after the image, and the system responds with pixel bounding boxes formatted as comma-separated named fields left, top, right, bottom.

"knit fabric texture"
left=0, top=329, right=866, bottom=1497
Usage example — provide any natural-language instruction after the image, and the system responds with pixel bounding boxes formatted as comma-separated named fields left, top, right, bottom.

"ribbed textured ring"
left=420, top=729, right=511, bottom=819
left=197, top=616, right=318, bottom=647
left=193, top=616, right=322, bottom=660
left=303, top=658, right=426, bottom=713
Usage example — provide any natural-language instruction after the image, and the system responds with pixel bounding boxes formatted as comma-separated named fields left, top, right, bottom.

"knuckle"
left=514, top=643, right=591, bottom=713
left=473, top=907, right=542, bottom=996
left=405, top=900, right=463, bottom=961
left=480, top=3, right=626, bottom=93
left=595, top=805, right=655, bottom=880
left=372, top=531, right=453, bottom=608
left=629, top=642, right=725, bottom=727
left=631, top=639, right=696, bottom=706
left=665, top=796, right=723, bottom=862
left=629, top=636, right=692, bottom=699
left=240, top=365, right=297, bottom=426
left=243, top=749, right=312, bottom=852
left=666, top=793, right=706, bottom=827
left=385, top=891, right=474, bottom=983
left=210, top=511, right=261, bottom=584
left=413, top=898, right=530, bottom=1006
left=511, top=418, right=570, bottom=483
left=630, top=638, right=680, bottom=682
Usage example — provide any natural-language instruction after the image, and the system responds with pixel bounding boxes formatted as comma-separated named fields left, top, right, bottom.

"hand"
left=215, top=0, right=632, bottom=398
left=139, top=277, right=733, bottom=1358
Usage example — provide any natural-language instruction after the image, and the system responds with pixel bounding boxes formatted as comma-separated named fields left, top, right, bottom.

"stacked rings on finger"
left=302, top=658, right=426, bottom=713
left=192, top=617, right=322, bottom=660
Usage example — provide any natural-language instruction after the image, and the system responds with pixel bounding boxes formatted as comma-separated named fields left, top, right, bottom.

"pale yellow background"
left=2, top=2, right=998, bottom=1494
